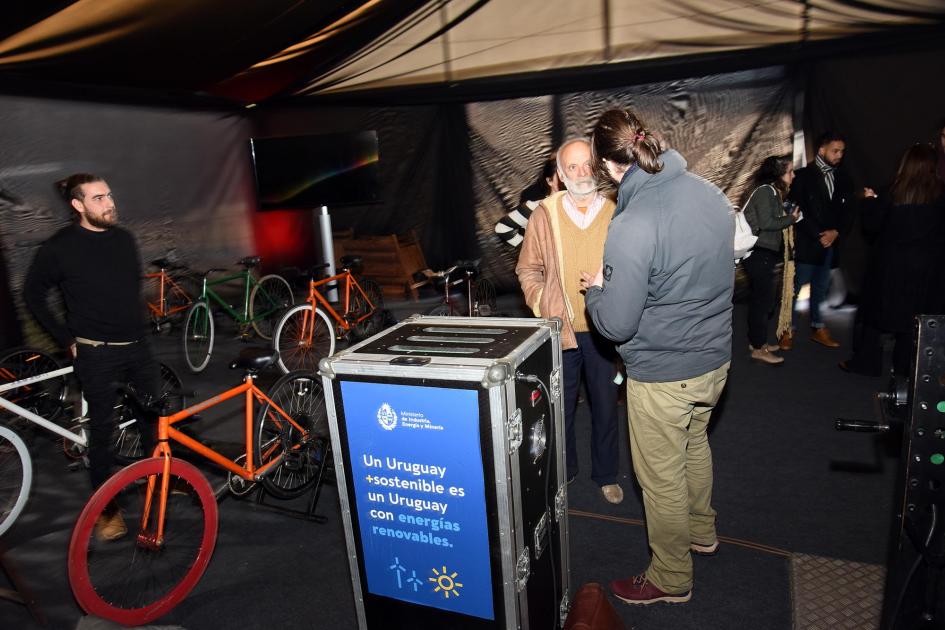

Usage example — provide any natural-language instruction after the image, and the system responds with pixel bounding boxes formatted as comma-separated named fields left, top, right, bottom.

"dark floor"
left=1, top=292, right=897, bottom=629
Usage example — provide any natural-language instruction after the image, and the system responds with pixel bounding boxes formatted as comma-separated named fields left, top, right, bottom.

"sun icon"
left=429, top=566, right=463, bottom=599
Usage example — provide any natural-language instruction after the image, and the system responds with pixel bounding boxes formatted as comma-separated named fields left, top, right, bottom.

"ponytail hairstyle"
left=55, top=173, right=102, bottom=204
left=591, top=108, right=665, bottom=183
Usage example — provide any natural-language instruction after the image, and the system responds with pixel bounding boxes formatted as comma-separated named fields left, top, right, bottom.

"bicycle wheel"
left=182, top=301, right=214, bottom=373
left=0, top=425, right=32, bottom=537
left=350, top=277, right=384, bottom=340
left=0, top=347, right=68, bottom=433
left=427, top=303, right=457, bottom=317
left=250, top=274, right=294, bottom=340
left=273, top=304, right=335, bottom=375
left=111, top=363, right=187, bottom=464
left=474, top=278, right=497, bottom=316
left=68, top=457, right=218, bottom=626
left=256, top=372, right=328, bottom=500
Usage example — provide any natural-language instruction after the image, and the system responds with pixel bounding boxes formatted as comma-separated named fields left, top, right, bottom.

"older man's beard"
left=561, top=175, right=597, bottom=198
left=86, top=208, right=118, bottom=229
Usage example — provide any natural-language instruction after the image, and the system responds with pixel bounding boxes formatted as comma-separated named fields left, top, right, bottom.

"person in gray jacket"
left=742, top=154, right=802, bottom=365
left=580, top=108, right=733, bottom=606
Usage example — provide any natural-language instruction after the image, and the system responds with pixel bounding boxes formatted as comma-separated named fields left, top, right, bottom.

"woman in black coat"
left=841, top=144, right=945, bottom=376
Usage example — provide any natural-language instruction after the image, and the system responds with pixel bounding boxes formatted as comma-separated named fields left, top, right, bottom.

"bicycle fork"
left=138, top=442, right=173, bottom=550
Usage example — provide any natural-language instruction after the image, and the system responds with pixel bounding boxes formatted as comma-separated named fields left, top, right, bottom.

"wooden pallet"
left=333, top=229, right=429, bottom=300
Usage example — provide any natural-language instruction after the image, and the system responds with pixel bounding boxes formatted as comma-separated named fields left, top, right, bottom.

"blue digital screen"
left=341, top=381, right=494, bottom=620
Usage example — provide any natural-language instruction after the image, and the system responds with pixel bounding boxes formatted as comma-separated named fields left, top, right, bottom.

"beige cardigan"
left=515, top=191, right=615, bottom=350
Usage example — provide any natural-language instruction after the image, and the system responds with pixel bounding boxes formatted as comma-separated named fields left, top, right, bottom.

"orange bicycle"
left=143, top=256, right=197, bottom=332
left=67, top=349, right=328, bottom=626
left=272, top=255, right=384, bottom=374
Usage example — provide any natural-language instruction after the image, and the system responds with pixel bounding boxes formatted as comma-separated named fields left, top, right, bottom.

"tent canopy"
left=1, top=1, right=943, bottom=105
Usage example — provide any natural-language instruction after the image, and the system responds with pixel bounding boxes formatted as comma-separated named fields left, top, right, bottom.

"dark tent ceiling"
left=1, top=0, right=943, bottom=106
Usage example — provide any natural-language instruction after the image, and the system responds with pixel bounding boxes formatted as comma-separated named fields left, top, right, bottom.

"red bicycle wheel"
left=68, top=457, right=218, bottom=626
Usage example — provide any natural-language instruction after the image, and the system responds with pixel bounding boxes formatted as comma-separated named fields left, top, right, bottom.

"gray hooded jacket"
left=585, top=150, right=734, bottom=382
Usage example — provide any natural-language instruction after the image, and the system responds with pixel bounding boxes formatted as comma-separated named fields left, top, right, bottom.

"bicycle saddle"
left=339, top=255, right=363, bottom=271
left=229, top=347, right=278, bottom=373
left=457, top=260, right=480, bottom=279
left=237, top=256, right=261, bottom=268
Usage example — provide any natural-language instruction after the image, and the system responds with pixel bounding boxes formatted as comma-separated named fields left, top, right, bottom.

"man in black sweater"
left=24, top=173, right=158, bottom=541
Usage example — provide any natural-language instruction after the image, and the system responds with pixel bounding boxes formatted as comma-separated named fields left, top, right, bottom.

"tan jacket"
left=515, top=191, right=615, bottom=350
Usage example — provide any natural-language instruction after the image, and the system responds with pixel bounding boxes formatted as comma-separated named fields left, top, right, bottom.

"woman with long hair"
left=841, top=143, right=945, bottom=376
left=742, top=155, right=802, bottom=364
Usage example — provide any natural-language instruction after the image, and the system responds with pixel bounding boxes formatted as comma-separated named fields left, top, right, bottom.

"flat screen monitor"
left=249, top=131, right=380, bottom=210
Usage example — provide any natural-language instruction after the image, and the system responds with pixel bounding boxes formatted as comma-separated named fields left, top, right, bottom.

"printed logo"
left=377, top=403, right=398, bottom=430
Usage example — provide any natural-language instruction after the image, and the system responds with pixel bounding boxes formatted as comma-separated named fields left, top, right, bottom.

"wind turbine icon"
left=389, top=557, right=407, bottom=588
left=406, top=570, right=423, bottom=593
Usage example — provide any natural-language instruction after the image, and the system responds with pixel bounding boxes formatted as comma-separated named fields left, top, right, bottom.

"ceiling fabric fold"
left=0, top=0, right=941, bottom=103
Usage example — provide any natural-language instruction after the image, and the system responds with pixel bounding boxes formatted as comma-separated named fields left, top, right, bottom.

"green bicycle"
left=182, top=256, right=293, bottom=372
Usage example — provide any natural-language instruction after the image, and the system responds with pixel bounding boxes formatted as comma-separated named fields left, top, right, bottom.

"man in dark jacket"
left=784, top=131, right=852, bottom=349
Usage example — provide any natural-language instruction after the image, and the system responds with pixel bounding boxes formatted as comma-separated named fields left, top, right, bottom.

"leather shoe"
left=810, top=327, right=840, bottom=348
left=94, top=511, right=127, bottom=542
left=750, top=347, right=784, bottom=365
left=601, top=483, right=624, bottom=504
left=778, top=332, right=793, bottom=351
left=749, top=344, right=782, bottom=353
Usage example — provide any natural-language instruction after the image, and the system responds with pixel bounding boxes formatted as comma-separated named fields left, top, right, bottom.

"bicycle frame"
left=307, top=271, right=376, bottom=332
left=145, top=269, right=192, bottom=320
left=0, top=366, right=88, bottom=448
left=196, top=269, right=256, bottom=324
left=140, top=377, right=309, bottom=545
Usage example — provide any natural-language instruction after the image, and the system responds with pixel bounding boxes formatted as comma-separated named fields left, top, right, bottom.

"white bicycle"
left=0, top=348, right=185, bottom=536
left=0, top=350, right=86, bottom=536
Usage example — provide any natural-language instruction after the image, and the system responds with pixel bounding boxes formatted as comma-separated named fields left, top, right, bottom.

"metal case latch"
left=516, top=548, right=531, bottom=592
left=554, top=484, right=567, bottom=521
left=550, top=367, right=561, bottom=400
left=533, top=510, right=550, bottom=559
left=507, top=408, right=523, bottom=453
left=559, top=588, right=571, bottom=627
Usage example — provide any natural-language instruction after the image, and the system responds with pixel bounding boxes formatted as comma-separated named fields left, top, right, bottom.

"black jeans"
left=74, top=340, right=159, bottom=489
left=743, top=247, right=781, bottom=348
left=562, top=331, right=619, bottom=486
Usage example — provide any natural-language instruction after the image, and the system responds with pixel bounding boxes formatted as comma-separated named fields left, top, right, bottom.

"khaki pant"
left=625, top=361, right=730, bottom=594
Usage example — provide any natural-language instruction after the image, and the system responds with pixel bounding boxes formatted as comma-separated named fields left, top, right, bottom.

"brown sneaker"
left=778, top=332, right=793, bottom=351
left=750, top=347, right=784, bottom=365
left=94, top=511, right=128, bottom=541
left=810, top=327, right=840, bottom=348
left=610, top=573, right=691, bottom=605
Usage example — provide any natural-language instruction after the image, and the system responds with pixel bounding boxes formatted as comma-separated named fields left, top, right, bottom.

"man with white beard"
left=516, top=138, right=623, bottom=504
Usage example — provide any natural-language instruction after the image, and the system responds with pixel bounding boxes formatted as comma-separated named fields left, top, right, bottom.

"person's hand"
left=819, top=229, right=838, bottom=248
left=69, top=343, right=77, bottom=359
left=791, top=207, right=802, bottom=222
left=580, top=266, right=603, bottom=290
left=862, top=187, right=877, bottom=199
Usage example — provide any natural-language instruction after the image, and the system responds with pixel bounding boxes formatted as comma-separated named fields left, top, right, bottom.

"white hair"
left=556, top=137, right=592, bottom=173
